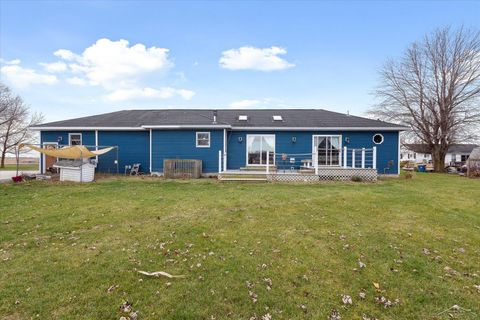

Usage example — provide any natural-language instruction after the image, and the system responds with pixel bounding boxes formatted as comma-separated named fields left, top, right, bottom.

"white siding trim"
left=149, top=129, right=152, bottom=173
left=95, top=130, right=99, bottom=162
left=223, top=129, right=227, bottom=171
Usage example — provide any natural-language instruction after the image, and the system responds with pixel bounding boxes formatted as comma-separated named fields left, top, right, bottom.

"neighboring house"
left=401, top=144, right=479, bottom=165
left=31, top=109, right=407, bottom=175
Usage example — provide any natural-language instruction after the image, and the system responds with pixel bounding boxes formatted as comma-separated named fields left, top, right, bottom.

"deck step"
left=219, top=177, right=267, bottom=182
left=240, top=166, right=276, bottom=171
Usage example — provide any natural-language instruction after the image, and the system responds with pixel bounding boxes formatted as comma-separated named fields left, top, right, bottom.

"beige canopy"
left=20, top=144, right=114, bottom=159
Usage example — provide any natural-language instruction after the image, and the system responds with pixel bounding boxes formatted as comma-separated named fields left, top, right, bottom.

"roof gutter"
left=229, top=126, right=410, bottom=131
left=30, top=125, right=408, bottom=131
left=29, top=126, right=146, bottom=131
left=141, top=125, right=232, bottom=129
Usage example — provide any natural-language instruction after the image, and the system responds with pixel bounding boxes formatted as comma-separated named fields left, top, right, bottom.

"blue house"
left=31, top=109, right=407, bottom=178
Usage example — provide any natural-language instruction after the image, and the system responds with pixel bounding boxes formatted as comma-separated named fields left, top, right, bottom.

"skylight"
left=238, top=115, right=248, bottom=121
left=273, top=115, right=283, bottom=121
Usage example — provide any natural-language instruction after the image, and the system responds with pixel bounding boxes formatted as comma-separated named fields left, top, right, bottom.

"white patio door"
left=247, top=135, right=275, bottom=165
left=313, top=135, right=342, bottom=166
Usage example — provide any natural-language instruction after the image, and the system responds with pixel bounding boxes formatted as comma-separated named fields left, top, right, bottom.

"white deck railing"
left=218, top=147, right=377, bottom=174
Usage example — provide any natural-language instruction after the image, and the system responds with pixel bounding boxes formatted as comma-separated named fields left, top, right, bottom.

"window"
left=69, top=133, right=82, bottom=145
left=247, top=135, right=275, bottom=165
left=238, top=115, right=248, bottom=121
left=461, top=155, right=469, bottom=162
left=373, top=133, right=384, bottom=144
left=196, top=132, right=210, bottom=148
left=273, top=115, right=283, bottom=121
left=313, top=135, right=342, bottom=166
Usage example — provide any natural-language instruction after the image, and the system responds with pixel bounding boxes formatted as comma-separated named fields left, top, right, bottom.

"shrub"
left=351, top=176, right=363, bottom=182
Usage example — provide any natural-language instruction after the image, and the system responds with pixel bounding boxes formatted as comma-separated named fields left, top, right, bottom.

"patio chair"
left=130, top=163, right=141, bottom=176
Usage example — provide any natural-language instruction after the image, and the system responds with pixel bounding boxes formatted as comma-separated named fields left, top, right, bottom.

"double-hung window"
left=69, top=133, right=82, bottom=146
left=196, top=132, right=210, bottom=148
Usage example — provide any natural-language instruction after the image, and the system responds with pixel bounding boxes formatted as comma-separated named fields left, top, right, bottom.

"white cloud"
left=54, top=49, right=78, bottom=61
left=66, top=77, right=87, bottom=86
left=219, top=46, right=294, bottom=71
left=229, top=99, right=262, bottom=108
left=40, top=61, right=68, bottom=73
left=0, top=64, right=57, bottom=88
left=0, top=58, right=21, bottom=65
left=105, top=87, right=195, bottom=102
left=54, top=38, right=173, bottom=87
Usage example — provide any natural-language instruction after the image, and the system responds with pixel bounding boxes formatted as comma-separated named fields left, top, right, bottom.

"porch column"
left=266, top=151, right=270, bottom=174
left=373, top=146, right=377, bottom=169
left=352, top=149, right=356, bottom=168
left=218, top=150, right=222, bottom=173
left=361, top=148, right=365, bottom=169
left=314, top=150, right=319, bottom=175
left=343, top=146, right=347, bottom=168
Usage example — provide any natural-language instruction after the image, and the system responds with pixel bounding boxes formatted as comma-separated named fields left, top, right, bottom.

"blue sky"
left=1, top=1, right=479, bottom=122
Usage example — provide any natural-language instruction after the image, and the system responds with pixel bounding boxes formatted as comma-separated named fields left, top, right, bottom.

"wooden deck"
left=218, top=167, right=378, bottom=182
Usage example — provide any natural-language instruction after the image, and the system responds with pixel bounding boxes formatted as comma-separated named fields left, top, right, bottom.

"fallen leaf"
left=342, top=294, right=352, bottom=305
left=137, top=270, right=185, bottom=278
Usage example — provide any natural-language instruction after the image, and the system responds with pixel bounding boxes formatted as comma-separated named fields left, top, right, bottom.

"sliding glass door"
left=313, top=135, right=342, bottom=166
left=247, top=135, right=275, bottom=165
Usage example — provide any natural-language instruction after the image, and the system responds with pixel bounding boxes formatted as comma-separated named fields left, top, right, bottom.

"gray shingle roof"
left=34, top=109, right=406, bottom=129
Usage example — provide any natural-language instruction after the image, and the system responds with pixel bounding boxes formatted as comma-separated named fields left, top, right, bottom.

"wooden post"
left=343, top=146, right=347, bottom=168
left=266, top=151, right=270, bottom=174
left=352, top=149, right=356, bottom=168
left=361, top=148, right=365, bottom=169
left=373, top=146, right=377, bottom=169
left=218, top=150, right=222, bottom=173
left=314, top=150, right=319, bottom=175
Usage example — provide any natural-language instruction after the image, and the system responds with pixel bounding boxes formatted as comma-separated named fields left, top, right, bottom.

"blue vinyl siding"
left=227, top=130, right=399, bottom=174
left=152, top=130, right=223, bottom=173
left=40, top=130, right=149, bottom=173
left=97, top=131, right=149, bottom=173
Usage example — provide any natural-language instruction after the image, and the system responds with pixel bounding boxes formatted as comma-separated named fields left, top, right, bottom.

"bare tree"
left=371, top=27, right=480, bottom=171
left=0, top=83, right=44, bottom=168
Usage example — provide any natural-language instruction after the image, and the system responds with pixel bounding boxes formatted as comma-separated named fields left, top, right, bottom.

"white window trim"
left=312, top=134, right=343, bottom=167
left=68, top=133, right=82, bottom=146
left=196, top=132, right=210, bottom=148
left=373, top=133, right=384, bottom=145
left=246, top=134, right=276, bottom=166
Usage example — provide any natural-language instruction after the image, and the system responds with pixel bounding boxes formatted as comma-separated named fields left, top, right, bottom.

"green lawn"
left=0, top=164, right=38, bottom=171
left=0, top=174, right=479, bottom=319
